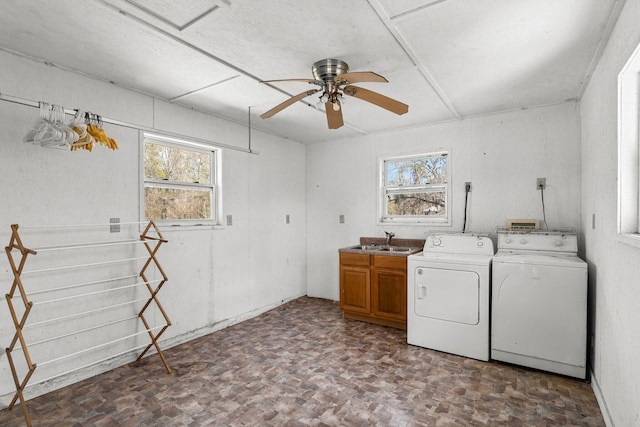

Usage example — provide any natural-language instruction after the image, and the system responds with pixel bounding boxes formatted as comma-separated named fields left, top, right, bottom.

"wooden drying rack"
left=3, top=220, right=171, bottom=427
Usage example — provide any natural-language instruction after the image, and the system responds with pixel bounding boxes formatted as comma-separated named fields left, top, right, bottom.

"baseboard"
left=0, top=293, right=306, bottom=410
left=591, top=369, right=615, bottom=427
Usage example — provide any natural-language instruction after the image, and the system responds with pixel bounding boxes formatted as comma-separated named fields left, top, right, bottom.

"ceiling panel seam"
left=0, top=46, right=284, bottom=143
left=94, top=0, right=295, bottom=101
left=124, top=0, right=229, bottom=31
left=3, top=41, right=454, bottom=145
left=575, top=0, right=626, bottom=100
left=96, top=0, right=339, bottom=137
left=388, top=0, right=449, bottom=22
left=169, top=75, right=241, bottom=102
left=179, top=5, right=223, bottom=31
left=366, top=0, right=461, bottom=121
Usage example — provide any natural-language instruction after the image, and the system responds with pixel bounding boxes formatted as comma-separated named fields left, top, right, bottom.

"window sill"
left=151, top=223, right=224, bottom=232
left=617, top=232, right=640, bottom=249
left=378, top=219, right=451, bottom=226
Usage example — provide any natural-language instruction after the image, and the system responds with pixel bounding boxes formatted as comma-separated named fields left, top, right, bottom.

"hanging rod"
left=0, top=91, right=258, bottom=154
left=22, top=256, right=149, bottom=275
left=26, top=340, right=159, bottom=389
left=32, top=239, right=145, bottom=252
left=19, top=220, right=149, bottom=229
left=34, top=279, right=162, bottom=306
left=17, top=314, right=140, bottom=350
left=37, top=324, right=166, bottom=368
left=25, top=297, right=150, bottom=328
left=26, top=274, right=139, bottom=296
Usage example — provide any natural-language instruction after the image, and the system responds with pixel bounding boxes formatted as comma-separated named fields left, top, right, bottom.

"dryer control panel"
left=424, top=233, right=494, bottom=255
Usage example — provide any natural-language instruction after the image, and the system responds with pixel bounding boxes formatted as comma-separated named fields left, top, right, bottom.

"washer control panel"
left=497, top=230, right=577, bottom=252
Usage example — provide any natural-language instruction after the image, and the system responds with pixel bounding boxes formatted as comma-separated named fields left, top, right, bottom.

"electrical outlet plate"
left=465, top=182, right=472, bottom=191
left=537, top=177, right=546, bottom=190
left=110, top=218, right=120, bottom=233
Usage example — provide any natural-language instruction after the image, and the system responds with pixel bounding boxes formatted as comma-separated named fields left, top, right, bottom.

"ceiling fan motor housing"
left=312, top=58, right=349, bottom=99
left=312, top=59, right=349, bottom=83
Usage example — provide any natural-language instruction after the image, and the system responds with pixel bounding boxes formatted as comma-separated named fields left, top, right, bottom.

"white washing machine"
left=491, top=228, right=588, bottom=379
left=407, top=233, right=494, bottom=361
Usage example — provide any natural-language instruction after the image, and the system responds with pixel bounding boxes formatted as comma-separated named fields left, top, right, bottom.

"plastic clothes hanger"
left=24, top=102, right=64, bottom=145
left=86, top=114, right=118, bottom=150
left=69, top=110, right=94, bottom=151
left=50, top=104, right=79, bottom=147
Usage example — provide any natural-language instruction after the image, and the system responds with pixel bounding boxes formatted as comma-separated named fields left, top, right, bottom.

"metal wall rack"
left=3, top=220, right=171, bottom=427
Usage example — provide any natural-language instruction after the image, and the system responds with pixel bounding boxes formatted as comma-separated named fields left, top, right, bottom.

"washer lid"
left=493, top=251, right=587, bottom=268
left=408, top=252, right=493, bottom=266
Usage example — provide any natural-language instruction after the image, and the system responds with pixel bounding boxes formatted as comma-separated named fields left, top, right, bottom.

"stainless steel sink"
left=377, top=247, right=414, bottom=253
left=346, top=245, right=418, bottom=253
left=349, top=245, right=381, bottom=251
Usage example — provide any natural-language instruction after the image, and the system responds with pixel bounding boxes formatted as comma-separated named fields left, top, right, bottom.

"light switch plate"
left=110, top=218, right=120, bottom=233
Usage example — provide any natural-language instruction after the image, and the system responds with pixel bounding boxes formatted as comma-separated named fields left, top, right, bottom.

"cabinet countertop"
left=339, top=237, right=425, bottom=257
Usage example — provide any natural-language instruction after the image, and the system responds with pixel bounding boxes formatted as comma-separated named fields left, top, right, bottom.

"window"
left=142, top=133, right=220, bottom=226
left=617, top=40, right=640, bottom=246
left=379, top=151, right=450, bottom=224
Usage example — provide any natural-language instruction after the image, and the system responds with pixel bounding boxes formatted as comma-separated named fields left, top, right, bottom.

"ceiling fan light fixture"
left=316, top=93, right=329, bottom=109
left=259, top=58, right=408, bottom=129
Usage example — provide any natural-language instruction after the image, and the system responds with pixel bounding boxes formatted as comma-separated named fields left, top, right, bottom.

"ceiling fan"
left=259, top=59, right=409, bottom=129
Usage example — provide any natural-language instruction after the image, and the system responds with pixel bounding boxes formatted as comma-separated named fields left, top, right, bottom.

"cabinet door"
left=340, top=265, right=371, bottom=313
left=372, top=268, right=407, bottom=321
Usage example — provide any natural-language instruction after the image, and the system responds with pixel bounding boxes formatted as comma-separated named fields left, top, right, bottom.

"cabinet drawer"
left=340, top=253, right=371, bottom=266
left=373, top=255, right=406, bottom=270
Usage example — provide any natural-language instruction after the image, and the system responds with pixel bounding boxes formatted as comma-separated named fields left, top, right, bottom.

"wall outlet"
left=537, top=177, right=546, bottom=190
left=339, top=214, right=345, bottom=224
left=465, top=182, right=472, bottom=192
left=226, top=215, right=233, bottom=226
left=286, top=214, right=290, bottom=224
left=110, top=218, right=120, bottom=233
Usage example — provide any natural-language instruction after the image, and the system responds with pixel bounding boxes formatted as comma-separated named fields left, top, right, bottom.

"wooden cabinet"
left=339, top=253, right=407, bottom=329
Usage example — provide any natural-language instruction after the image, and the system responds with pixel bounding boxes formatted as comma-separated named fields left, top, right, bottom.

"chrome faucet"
left=384, top=231, right=395, bottom=246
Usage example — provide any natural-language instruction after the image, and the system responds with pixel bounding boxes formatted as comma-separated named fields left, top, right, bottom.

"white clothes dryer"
left=491, top=228, right=588, bottom=379
left=407, top=233, right=494, bottom=361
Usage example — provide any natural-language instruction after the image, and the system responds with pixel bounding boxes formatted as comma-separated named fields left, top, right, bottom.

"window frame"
left=140, top=132, right=222, bottom=228
left=377, top=150, right=451, bottom=225
left=617, top=40, right=640, bottom=248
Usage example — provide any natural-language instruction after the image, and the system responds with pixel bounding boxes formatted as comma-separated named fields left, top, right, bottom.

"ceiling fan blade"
left=260, top=89, right=320, bottom=119
left=260, top=78, right=317, bottom=84
left=325, top=100, right=344, bottom=129
left=335, top=71, right=388, bottom=84
left=343, top=85, right=408, bottom=115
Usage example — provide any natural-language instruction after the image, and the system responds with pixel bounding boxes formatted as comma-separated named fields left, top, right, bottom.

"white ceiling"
left=0, top=0, right=624, bottom=144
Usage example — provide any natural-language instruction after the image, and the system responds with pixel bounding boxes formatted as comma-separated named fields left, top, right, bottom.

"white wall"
left=580, top=0, right=640, bottom=425
left=0, top=50, right=307, bottom=405
left=306, top=103, right=582, bottom=300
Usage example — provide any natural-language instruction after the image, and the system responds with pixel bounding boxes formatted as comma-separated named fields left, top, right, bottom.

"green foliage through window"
left=380, top=152, right=449, bottom=222
left=144, top=138, right=215, bottom=222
